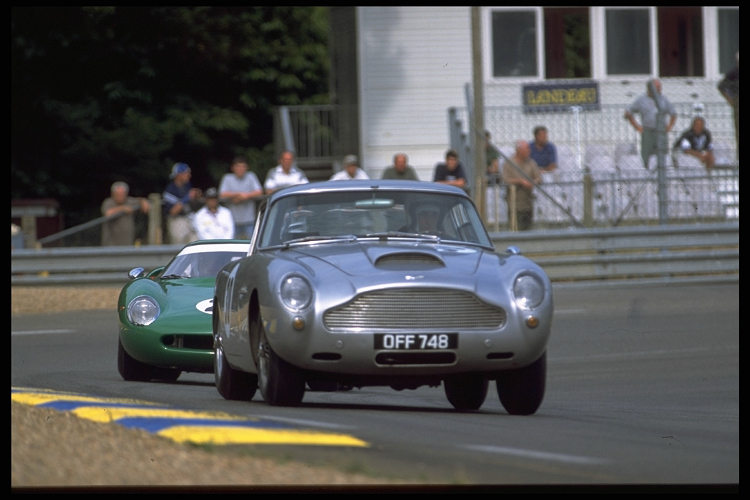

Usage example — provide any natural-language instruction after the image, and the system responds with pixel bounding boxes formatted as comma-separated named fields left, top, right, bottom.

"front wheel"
left=253, top=315, right=305, bottom=406
left=215, top=340, right=257, bottom=401
left=444, top=373, right=488, bottom=410
left=496, top=352, right=546, bottom=415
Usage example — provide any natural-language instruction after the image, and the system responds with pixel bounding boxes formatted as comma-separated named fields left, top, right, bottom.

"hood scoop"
left=375, top=252, right=445, bottom=271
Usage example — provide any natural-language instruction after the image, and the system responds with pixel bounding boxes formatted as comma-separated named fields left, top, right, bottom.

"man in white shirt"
left=194, top=188, right=235, bottom=240
left=330, top=154, right=369, bottom=180
left=264, top=150, right=309, bottom=194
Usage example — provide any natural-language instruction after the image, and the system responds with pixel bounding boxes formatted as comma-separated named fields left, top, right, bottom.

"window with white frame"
left=491, top=9, right=537, bottom=78
left=489, top=7, right=591, bottom=80
left=489, top=7, right=731, bottom=80
left=717, top=8, right=739, bottom=75
left=605, top=8, right=650, bottom=76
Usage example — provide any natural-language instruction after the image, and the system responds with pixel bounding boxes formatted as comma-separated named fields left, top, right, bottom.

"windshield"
left=259, top=190, right=492, bottom=248
left=162, top=244, right=248, bottom=278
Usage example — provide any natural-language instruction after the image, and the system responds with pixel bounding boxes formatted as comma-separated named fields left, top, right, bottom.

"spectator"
left=219, top=156, right=263, bottom=239
left=624, top=78, right=677, bottom=169
left=433, top=149, right=468, bottom=191
left=264, top=150, right=309, bottom=194
left=194, top=187, right=235, bottom=240
left=331, top=154, right=369, bottom=180
left=101, top=181, right=150, bottom=246
left=11, top=223, right=24, bottom=249
left=163, top=162, right=201, bottom=244
left=673, top=116, right=715, bottom=170
left=718, top=52, right=739, bottom=157
left=529, top=125, right=558, bottom=173
left=503, top=140, right=542, bottom=231
left=485, top=130, right=501, bottom=183
left=381, top=153, right=419, bottom=181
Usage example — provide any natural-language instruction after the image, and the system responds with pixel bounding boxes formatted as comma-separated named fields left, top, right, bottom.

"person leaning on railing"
left=101, top=181, right=150, bottom=246
left=502, top=140, right=542, bottom=232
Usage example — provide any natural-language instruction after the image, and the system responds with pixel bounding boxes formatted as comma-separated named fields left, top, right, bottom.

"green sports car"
left=117, top=239, right=250, bottom=382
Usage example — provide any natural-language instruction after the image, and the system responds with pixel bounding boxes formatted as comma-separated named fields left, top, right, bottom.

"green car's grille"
left=323, top=288, right=506, bottom=330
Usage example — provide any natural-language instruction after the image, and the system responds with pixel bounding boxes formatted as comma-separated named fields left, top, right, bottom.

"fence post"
left=148, top=193, right=162, bottom=245
left=21, top=214, right=38, bottom=248
left=583, top=172, right=593, bottom=227
left=508, top=184, right=517, bottom=232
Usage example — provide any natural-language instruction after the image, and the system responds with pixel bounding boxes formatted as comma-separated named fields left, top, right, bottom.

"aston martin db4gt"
left=117, top=239, right=249, bottom=382
left=213, top=180, right=553, bottom=414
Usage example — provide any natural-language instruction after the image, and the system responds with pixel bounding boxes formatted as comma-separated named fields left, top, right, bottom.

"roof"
left=268, top=180, right=470, bottom=200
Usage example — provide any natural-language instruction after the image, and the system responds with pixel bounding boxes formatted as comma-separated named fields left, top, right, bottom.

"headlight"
left=513, top=274, right=545, bottom=310
left=280, top=275, right=313, bottom=311
left=127, top=295, right=160, bottom=326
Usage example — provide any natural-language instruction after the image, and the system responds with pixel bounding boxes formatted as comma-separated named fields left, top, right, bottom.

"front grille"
left=323, top=288, right=506, bottom=330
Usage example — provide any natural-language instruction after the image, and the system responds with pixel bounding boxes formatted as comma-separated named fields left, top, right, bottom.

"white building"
left=326, top=6, right=738, bottom=181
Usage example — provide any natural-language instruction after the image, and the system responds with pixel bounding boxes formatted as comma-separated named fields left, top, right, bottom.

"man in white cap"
left=193, top=187, right=235, bottom=240
left=330, top=154, right=369, bottom=180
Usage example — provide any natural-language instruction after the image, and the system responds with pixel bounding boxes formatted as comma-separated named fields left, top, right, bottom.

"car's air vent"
left=375, top=352, right=456, bottom=366
left=374, top=252, right=445, bottom=271
left=162, top=335, right=213, bottom=350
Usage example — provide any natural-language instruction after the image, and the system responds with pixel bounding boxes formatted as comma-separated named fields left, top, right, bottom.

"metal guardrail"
left=491, top=222, right=739, bottom=287
left=11, top=222, right=738, bottom=287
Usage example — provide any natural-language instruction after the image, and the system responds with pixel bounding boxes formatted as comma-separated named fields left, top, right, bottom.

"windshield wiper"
left=282, top=234, right=358, bottom=248
left=160, top=273, right=186, bottom=279
left=363, top=231, right=440, bottom=241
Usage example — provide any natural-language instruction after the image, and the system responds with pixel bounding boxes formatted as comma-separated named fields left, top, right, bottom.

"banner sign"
left=522, top=81, right=600, bottom=113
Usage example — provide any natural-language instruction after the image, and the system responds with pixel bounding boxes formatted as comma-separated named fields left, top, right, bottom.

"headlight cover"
left=280, top=275, right=313, bottom=311
left=127, top=295, right=160, bottom=326
left=513, top=274, right=545, bottom=310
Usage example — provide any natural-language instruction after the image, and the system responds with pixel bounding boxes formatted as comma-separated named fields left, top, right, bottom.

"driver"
left=414, top=203, right=441, bottom=234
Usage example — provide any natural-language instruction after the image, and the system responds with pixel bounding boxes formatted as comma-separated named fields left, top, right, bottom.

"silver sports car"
left=212, top=180, right=553, bottom=414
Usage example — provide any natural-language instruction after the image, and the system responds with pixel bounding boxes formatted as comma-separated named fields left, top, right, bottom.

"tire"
left=496, top=352, right=546, bottom=415
left=214, top=340, right=257, bottom=401
left=151, top=366, right=181, bottom=382
left=117, top=338, right=154, bottom=382
left=444, top=373, right=489, bottom=411
left=253, top=315, right=305, bottom=406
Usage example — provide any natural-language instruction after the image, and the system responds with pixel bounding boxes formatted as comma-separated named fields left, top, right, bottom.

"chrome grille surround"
left=323, top=288, right=506, bottom=331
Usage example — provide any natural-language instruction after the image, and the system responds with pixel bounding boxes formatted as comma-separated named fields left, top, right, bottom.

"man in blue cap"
left=163, top=162, right=201, bottom=243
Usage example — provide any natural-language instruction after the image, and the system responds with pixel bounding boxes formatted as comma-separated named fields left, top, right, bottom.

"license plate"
left=374, top=333, right=457, bottom=350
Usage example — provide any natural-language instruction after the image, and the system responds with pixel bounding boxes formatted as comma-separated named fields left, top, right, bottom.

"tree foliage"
left=11, top=6, right=330, bottom=226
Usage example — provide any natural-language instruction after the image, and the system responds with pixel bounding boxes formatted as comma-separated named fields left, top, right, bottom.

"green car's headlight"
left=513, top=274, right=545, bottom=310
left=280, top=275, right=312, bottom=311
left=127, top=295, right=160, bottom=326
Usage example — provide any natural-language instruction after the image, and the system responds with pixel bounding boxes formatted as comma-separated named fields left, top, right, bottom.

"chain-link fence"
left=484, top=168, right=738, bottom=231
left=455, top=78, right=739, bottom=230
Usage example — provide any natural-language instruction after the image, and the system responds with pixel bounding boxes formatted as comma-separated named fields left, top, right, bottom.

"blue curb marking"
left=116, top=416, right=294, bottom=433
left=38, top=400, right=172, bottom=411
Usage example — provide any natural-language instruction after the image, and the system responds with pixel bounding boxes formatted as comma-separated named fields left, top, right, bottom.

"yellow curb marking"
left=159, top=426, right=369, bottom=447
